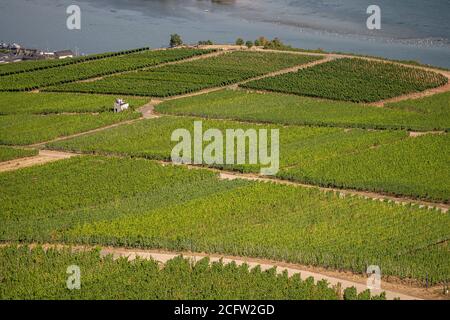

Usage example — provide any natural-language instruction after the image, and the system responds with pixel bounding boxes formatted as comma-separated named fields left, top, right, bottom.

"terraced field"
left=0, top=47, right=149, bottom=76
left=241, top=58, right=447, bottom=103
left=0, top=146, right=37, bottom=162
left=0, top=92, right=147, bottom=145
left=0, top=48, right=212, bottom=91
left=1, top=246, right=385, bottom=300
left=45, top=51, right=321, bottom=97
left=0, top=156, right=448, bottom=285
left=156, top=89, right=450, bottom=131
left=47, top=116, right=449, bottom=202
left=1, top=46, right=449, bottom=300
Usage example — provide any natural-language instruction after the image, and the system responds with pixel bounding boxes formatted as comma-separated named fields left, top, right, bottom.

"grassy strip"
left=0, top=49, right=212, bottom=91
left=156, top=89, right=450, bottom=131
left=47, top=116, right=449, bottom=202
left=0, top=111, right=140, bottom=145
left=0, top=156, right=448, bottom=284
left=241, top=58, right=447, bottom=103
left=45, top=52, right=321, bottom=97
left=0, top=146, right=37, bottom=162
left=0, top=92, right=147, bottom=115
left=0, top=246, right=386, bottom=300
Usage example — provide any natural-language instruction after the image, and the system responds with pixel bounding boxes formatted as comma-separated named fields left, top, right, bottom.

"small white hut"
left=114, top=98, right=129, bottom=113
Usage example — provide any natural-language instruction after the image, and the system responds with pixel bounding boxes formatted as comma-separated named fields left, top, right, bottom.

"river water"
left=1, top=0, right=449, bottom=67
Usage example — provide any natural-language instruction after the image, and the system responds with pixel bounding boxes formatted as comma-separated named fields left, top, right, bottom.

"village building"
left=54, top=50, right=74, bottom=59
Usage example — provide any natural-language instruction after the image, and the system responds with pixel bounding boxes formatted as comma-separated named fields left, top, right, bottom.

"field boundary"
left=0, top=149, right=76, bottom=173
left=253, top=48, right=450, bottom=106
left=2, top=242, right=443, bottom=300
left=3, top=147, right=446, bottom=212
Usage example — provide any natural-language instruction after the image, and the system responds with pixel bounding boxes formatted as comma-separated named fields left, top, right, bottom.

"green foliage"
left=245, top=41, right=254, bottom=48
left=0, top=49, right=212, bottom=91
left=198, top=40, right=214, bottom=45
left=0, top=92, right=147, bottom=115
left=0, top=246, right=357, bottom=300
left=47, top=52, right=320, bottom=97
left=241, top=58, right=448, bottom=103
left=235, top=38, right=244, bottom=46
left=48, top=116, right=448, bottom=201
left=0, top=156, right=448, bottom=285
left=279, top=134, right=450, bottom=202
left=0, top=112, right=140, bottom=145
left=0, top=146, right=37, bottom=162
left=170, top=34, right=183, bottom=47
left=387, top=91, right=450, bottom=116
left=156, top=89, right=450, bottom=131
left=0, top=47, right=150, bottom=76
left=343, top=287, right=358, bottom=300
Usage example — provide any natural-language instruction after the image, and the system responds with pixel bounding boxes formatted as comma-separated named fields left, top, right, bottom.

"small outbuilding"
left=54, top=50, right=74, bottom=59
left=114, top=98, right=129, bottom=113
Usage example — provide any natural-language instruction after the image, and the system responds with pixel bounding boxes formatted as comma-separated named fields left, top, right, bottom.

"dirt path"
left=0, top=150, right=76, bottom=173
left=3, top=242, right=444, bottom=300
left=139, top=100, right=163, bottom=119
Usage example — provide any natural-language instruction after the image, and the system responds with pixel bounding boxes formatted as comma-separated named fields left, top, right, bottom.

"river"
left=1, top=0, right=449, bottom=67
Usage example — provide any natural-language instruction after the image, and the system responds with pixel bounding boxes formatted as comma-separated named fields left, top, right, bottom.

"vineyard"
left=0, top=48, right=212, bottom=91
left=0, top=246, right=386, bottom=300
left=47, top=116, right=448, bottom=201
left=1, top=45, right=449, bottom=300
left=0, top=112, right=140, bottom=145
left=45, top=52, right=321, bottom=97
left=0, top=47, right=150, bottom=76
left=279, top=134, right=450, bottom=202
left=156, top=89, right=450, bottom=131
left=0, top=92, right=147, bottom=115
left=241, top=58, right=448, bottom=103
left=0, top=146, right=37, bottom=162
left=0, top=92, right=146, bottom=145
left=386, top=90, right=450, bottom=115
left=0, top=156, right=448, bottom=285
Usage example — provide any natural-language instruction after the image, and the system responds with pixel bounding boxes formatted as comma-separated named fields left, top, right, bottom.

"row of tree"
left=169, top=34, right=290, bottom=50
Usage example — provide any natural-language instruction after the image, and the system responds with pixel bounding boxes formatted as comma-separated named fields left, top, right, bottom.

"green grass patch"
left=0, top=146, right=37, bottom=162
left=0, top=156, right=448, bottom=285
left=46, top=51, right=322, bottom=97
left=241, top=58, right=447, bottom=103
left=0, top=246, right=383, bottom=300
left=156, top=89, right=450, bottom=131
